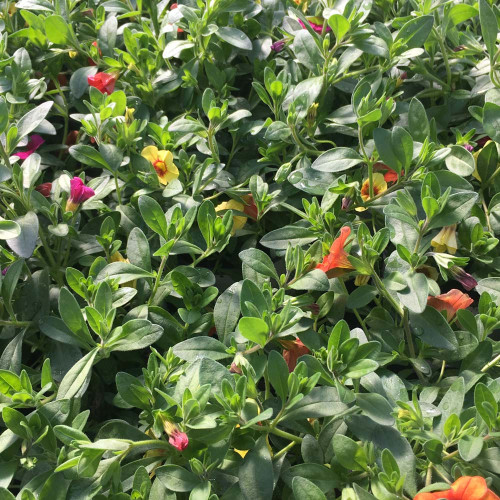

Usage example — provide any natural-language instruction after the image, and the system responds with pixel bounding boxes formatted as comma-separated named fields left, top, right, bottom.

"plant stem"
left=273, top=441, right=296, bottom=460
left=148, top=255, right=167, bottom=305
left=481, top=353, right=500, bottom=373
left=0, top=320, right=31, bottom=327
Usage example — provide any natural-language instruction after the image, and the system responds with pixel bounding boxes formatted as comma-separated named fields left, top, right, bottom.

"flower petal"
left=141, top=146, right=159, bottom=163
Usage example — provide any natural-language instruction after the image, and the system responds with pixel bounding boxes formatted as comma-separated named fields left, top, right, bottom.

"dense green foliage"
left=1, top=0, right=500, bottom=498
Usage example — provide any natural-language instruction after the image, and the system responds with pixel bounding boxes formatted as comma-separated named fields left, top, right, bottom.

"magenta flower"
left=450, top=266, right=477, bottom=291
left=271, top=40, right=286, bottom=52
left=15, top=135, right=45, bottom=160
left=168, top=429, right=189, bottom=451
left=464, top=143, right=474, bottom=152
left=1, top=267, right=8, bottom=276
left=298, top=19, right=331, bottom=34
left=66, top=177, right=95, bottom=212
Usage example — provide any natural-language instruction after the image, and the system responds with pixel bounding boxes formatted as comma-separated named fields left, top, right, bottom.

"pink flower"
left=88, top=72, right=118, bottom=94
left=298, top=19, right=331, bottom=34
left=168, top=429, right=189, bottom=451
left=463, top=143, right=474, bottom=152
left=271, top=40, right=286, bottom=52
left=66, top=177, right=95, bottom=212
left=15, top=135, right=45, bottom=160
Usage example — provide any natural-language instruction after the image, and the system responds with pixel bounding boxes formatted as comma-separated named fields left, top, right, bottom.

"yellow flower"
left=8, top=2, right=16, bottom=15
left=68, top=50, right=78, bottom=58
left=141, top=146, right=179, bottom=186
left=110, top=252, right=137, bottom=288
left=355, top=173, right=387, bottom=212
left=125, top=107, right=135, bottom=126
left=215, top=199, right=247, bottom=235
left=431, top=225, right=457, bottom=254
left=354, top=275, right=370, bottom=286
left=234, top=449, right=249, bottom=458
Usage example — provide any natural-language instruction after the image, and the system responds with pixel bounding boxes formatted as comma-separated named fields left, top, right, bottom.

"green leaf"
left=483, top=102, right=500, bottom=143
left=44, top=15, right=71, bottom=44
left=56, top=348, right=99, bottom=400
left=107, top=319, right=163, bottom=352
left=69, top=145, right=110, bottom=170
left=58, top=288, right=93, bottom=345
left=16, top=101, right=53, bottom=141
left=373, top=126, right=413, bottom=174
left=408, top=98, right=429, bottom=142
left=282, top=463, right=338, bottom=493
left=458, top=435, right=484, bottom=461
left=427, top=192, right=478, bottom=229
left=239, top=248, right=278, bottom=281
left=2, top=407, right=30, bottom=439
left=356, top=393, right=395, bottom=426
left=6, top=212, right=38, bottom=258
left=173, top=337, right=231, bottom=361
left=138, top=195, right=168, bottom=240
left=238, top=317, right=269, bottom=346
left=260, top=225, right=317, bottom=250
left=238, top=436, right=274, bottom=500
left=409, top=306, right=458, bottom=350
left=289, top=269, right=330, bottom=291
left=292, top=477, right=327, bottom=500
left=156, top=465, right=201, bottom=492
left=449, top=4, right=478, bottom=26
left=96, top=262, right=154, bottom=285
left=445, top=145, right=475, bottom=177
left=477, top=141, right=498, bottom=182
left=328, top=14, right=350, bottom=42
left=346, top=286, right=378, bottom=309
left=397, top=272, right=428, bottom=314
left=479, top=0, right=498, bottom=60
left=1, top=259, right=24, bottom=308
left=311, top=147, right=363, bottom=173
left=268, top=350, right=289, bottom=402
left=332, top=434, right=367, bottom=471
left=394, top=15, right=434, bottom=49
left=214, top=282, right=241, bottom=340
left=0, top=220, right=20, bottom=239
left=476, top=278, right=500, bottom=301
left=70, top=66, right=97, bottom=99
left=434, top=377, right=465, bottom=436
left=216, top=27, right=252, bottom=50
left=282, top=387, right=347, bottom=422
left=293, top=30, right=324, bottom=73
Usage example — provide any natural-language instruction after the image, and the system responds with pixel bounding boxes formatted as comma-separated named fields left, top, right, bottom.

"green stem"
left=435, top=30, right=452, bottom=89
left=114, top=173, right=122, bottom=205
left=148, top=255, right=168, bottom=305
left=481, top=353, right=500, bottom=373
left=0, top=320, right=31, bottom=327
left=403, top=309, right=426, bottom=384
left=338, top=279, right=369, bottom=336
left=273, top=441, right=296, bottom=460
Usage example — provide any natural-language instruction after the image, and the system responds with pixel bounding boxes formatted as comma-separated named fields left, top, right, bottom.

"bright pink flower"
left=298, top=19, right=331, bottom=34
left=88, top=72, right=117, bottom=94
left=15, top=135, right=45, bottom=160
left=66, top=177, right=95, bottom=212
left=35, top=182, right=52, bottom=197
left=464, top=143, right=474, bottom=152
left=169, top=429, right=189, bottom=451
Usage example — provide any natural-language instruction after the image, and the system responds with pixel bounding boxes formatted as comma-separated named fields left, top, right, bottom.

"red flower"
left=374, top=162, right=402, bottom=184
left=298, top=18, right=331, bottom=34
left=14, top=135, right=44, bottom=160
left=414, top=476, right=500, bottom=500
left=242, top=194, right=258, bottom=220
left=35, top=182, right=52, bottom=197
left=316, top=226, right=354, bottom=278
left=88, top=41, right=103, bottom=66
left=281, top=339, right=310, bottom=372
left=168, top=429, right=189, bottom=451
left=65, top=130, right=79, bottom=148
left=427, top=289, right=473, bottom=321
left=66, top=177, right=95, bottom=212
left=88, top=72, right=117, bottom=94
left=170, top=3, right=183, bottom=33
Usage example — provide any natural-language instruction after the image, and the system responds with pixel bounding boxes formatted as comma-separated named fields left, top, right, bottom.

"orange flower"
left=360, top=173, right=387, bottom=202
left=316, top=226, right=354, bottom=278
left=374, top=162, right=401, bottom=183
left=281, top=339, right=310, bottom=372
left=414, top=476, right=500, bottom=500
left=427, top=289, right=473, bottom=321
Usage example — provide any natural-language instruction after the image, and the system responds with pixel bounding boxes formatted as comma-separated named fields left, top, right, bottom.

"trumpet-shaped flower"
left=162, top=420, right=188, bottom=451
left=88, top=72, right=118, bottom=94
left=316, top=226, right=354, bottom=278
left=281, top=339, right=310, bottom=372
left=361, top=173, right=387, bottom=202
left=14, top=135, right=45, bottom=160
left=141, top=146, right=179, bottom=186
left=215, top=199, right=247, bottom=234
left=414, top=476, right=500, bottom=500
left=431, top=225, right=458, bottom=254
left=66, top=177, right=95, bottom=212
left=35, top=182, right=52, bottom=198
left=427, top=289, right=473, bottom=321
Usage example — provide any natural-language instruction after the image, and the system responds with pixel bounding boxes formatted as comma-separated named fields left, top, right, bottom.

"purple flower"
left=450, top=266, right=477, bottom=291
left=341, top=196, right=352, bottom=210
left=65, top=177, right=95, bottom=212
left=271, top=40, right=286, bottom=53
left=15, top=135, right=45, bottom=160
left=463, top=143, right=474, bottom=152
left=1, top=267, right=8, bottom=276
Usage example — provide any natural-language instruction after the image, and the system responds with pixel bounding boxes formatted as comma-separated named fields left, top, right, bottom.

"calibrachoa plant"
left=1, top=0, right=500, bottom=498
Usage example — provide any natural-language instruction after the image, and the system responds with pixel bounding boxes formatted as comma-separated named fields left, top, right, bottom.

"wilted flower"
left=14, top=135, right=44, bottom=160
left=431, top=225, right=457, bottom=254
left=66, top=177, right=95, bottom=212
left=453, top=45, right=467, bottom=52
left=281, top=339, right=310, bottom=371
left=354, top=274, right=370, bottom=286
left=88, top=72, right=118, bottom=94
left=141, top=146, right=179, bottom=186
left=341, top=196, right=352, bottom=210
left=316, top=226, right=354, bottom=278
left=65, top=130, right=79, bottom=149
left=241, top=194, right=258, bottom=220
left=414, top=476, right=500, bottom=500
left=427, top=289, right=473, bottom=321
left=162, top=420, right=188, bottom=451
left=35, top=182, right=52, bottom=198
left=1, top=267, right=8, bottom=276
left=449, top=266, right=477, bottom=291
left=271, top=39, right=286, bottom=52
left=110, top=252, right=137, bottom=288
